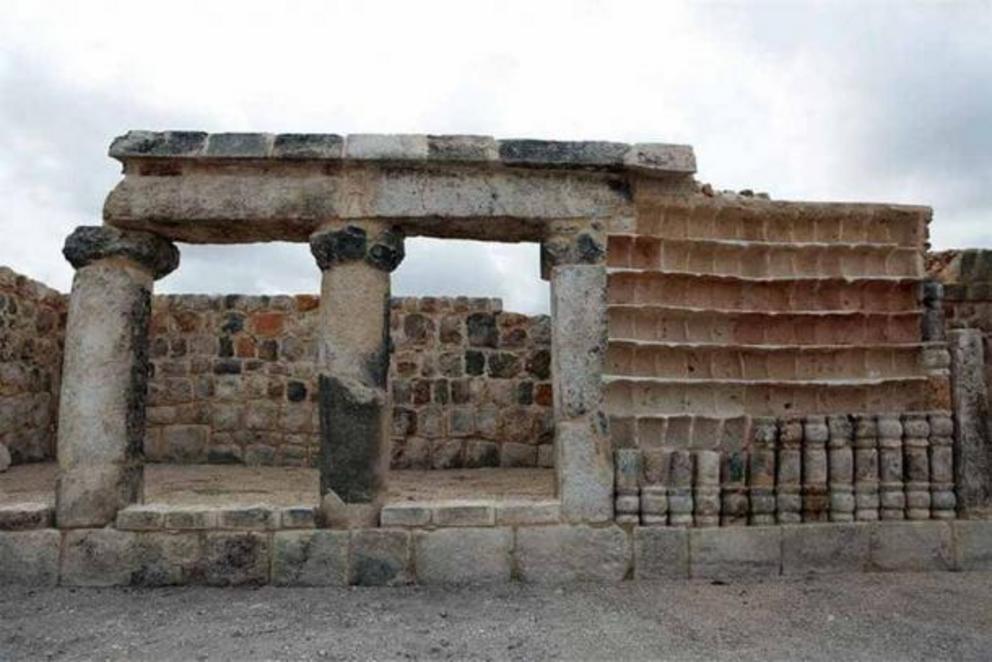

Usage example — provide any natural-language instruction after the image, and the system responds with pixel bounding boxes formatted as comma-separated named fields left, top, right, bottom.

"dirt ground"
left=2, top=572, right=991, bottom=661
left=0, top=463, right=555, bottom=507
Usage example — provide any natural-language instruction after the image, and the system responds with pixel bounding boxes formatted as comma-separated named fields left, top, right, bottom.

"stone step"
left=603, top=376, right=932, bottom=418
left=606, top=341, right=941, bottom=382
left=607, top=235, right=923, bottom=280
left=607, top=305, right=922, bottom=346
left=608, top=271, right=921, bottom=312
left=633, top=199, right=928, bottom=247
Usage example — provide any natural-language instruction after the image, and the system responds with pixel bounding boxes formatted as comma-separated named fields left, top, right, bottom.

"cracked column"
left=56, top=226, right=179, bottom=527
left=543, top=222, right=613, bottom=522
left=310, top=221, right=404, bottom=527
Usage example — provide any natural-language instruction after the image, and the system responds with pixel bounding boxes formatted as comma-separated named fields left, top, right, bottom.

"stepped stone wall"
left=0, top=267, right=66, bottom=465
left=143, top=293, right=553, bottom=469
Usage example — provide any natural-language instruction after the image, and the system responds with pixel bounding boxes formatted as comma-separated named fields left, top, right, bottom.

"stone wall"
left=0, top=267, right=66, bottom=465
left=143, top=294, right=553, bottom=469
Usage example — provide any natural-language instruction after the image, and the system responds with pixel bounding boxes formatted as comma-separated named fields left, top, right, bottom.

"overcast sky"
left=1, top=1, right=989, bottom=313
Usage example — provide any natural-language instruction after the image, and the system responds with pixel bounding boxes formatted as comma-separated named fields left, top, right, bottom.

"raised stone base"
left=3, top=520, right=989, bottom=587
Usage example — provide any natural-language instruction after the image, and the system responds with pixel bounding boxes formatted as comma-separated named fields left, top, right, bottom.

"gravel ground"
left=2, top=572, right=991, bottom=661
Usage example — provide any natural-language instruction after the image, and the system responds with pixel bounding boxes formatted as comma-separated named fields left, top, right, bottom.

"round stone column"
left=309, top=221, right=404, bottom=528
left=56, top=226, right=179, bottom=528
left=542, top=221, right=614, bottom=523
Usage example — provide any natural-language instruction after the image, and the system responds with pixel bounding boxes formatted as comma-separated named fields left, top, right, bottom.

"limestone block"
left=853, top=414, right=880, bottom=522
left=272, top=133, right=344, bottom=160
left=948, top=329, right=992, bottom=513
left=781, top=523, right=869, bottom=575
left=877, top=415, right=905, bottom=520
left=749, top=418, right=777, bottom=525
left=828, top=414, right=855, bottom=522
left=380, top=503, right=431, bottom=527
left=193, top=532, right=270, bottom=586
left=62, top=529, right=138, bottom=587
left=414, top=528, right=512, bottom=584
left=280, top=506, right=318, bottom=529
left=205, top=132, right=271, bottom=158
left=614, top=448, right=642, bottom=523
left=953, top=520, right=992, bottom=570
left=162, top=506, right=217, bottom=530
left=218, top=506, right=278, bottom=530
left=720, top=450, right=749, bottom=526
left=0, top=503, right=53, bottom=531
left=109, top=130, right=207, bottom=158
left=272, top=530, right=349, bottom=586
left=550, top=265, right=607, bottom=419
left=0, top=444, right=9, bottom=472
left=802, top=416, right=829, bottom=522
left=556, top=417, right=614, bottom=523
left=624, top=143, right=697, bottom=174
left=427, top=135, right=498, bottom=162
left=116, top=505, right=166, bottom=531
left=693, top=450, right=721, bottom=527
left=499, top=139, right=627, bottom=167
left=633, top=526, right=689, bottom=580
left=776, top=419, right=802, bottom=524
left=868, top=521, right=953, bottom=572
left=350, top=529, right=412, bottom=586
left=0, top=530, right=60, bottom=586
left=516, top=525, right=630, bottom=583
left=130, top=532, right=202, bottom=586
left=495, top=500, right=561, bottom=525
left=432, top=501, right=496, bottom=527
left=345, top=134, right=429, bottom=161
left=667, top=450, right=694, bottom=527
left=689, top=526, right=782, bottom=580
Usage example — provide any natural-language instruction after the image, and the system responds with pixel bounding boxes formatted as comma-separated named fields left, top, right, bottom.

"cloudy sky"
left=1, top=1, right=989, bottom=313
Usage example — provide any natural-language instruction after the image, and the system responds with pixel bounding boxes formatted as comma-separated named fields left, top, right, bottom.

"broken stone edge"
left=108, top=131, right=696, bottom=176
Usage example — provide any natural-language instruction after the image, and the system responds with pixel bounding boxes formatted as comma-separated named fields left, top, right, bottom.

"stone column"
left=56, top=226, right=179, bottom=527
left=948, top=328, right=992, bottom=515
left=544, top=223, right=613, bottom=522
left=309, top=222, right=404, bottom=527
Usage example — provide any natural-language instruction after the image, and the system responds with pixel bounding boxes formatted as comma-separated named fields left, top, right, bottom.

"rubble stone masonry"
left=0, top=267, right=66, bottom=465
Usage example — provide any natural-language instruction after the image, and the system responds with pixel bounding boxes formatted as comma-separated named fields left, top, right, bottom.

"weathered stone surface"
left=516, top=525, right=630, bottom=583
left=427, top=135, right=497, bottom=162
left=953, top=520, right=992, bottom=570
left=414, top=528, right=512, bottom=584
left=623, top=143, right=696, bottom=174
left=0, top=530, right=60, bottom=586
left=0, top=503, right=53, bottom=530
left=689, top=526, right=781, bottom=580
left=130, top=532, right=202, bottom=586
left=432, top=501, right=496, bottom=527
left=63, top=225, right=179, bottom=280
left=380, top=503, right=432, bottom=527
left=318, top=375, right=387, bottom=503
left=280, top=506, right=318, bottom=529
left=116, top=505, right=166, bottom=531
left=0, top=444, right=10, bottom=472
left=193, top=532, right=270, bottom=586
left=272, top=530, right=349, bottom=586
left=162, top=506, right=217, bottom=530
left=272, top=133, right=344, bottom=159
left=556, top=418, right=613, bottom=523
left=499, top=140, right=627, bottom=168
left=495, top=500, right=561, bottom=525
left=781, top=523, right=869, bottom=575
left=350, top=529, right=411, bottom=586
left=869, top=521, right=953, bottom=572
left=218, top=505, right=278, bottom=530
left=205, top=133, right=271, bottom=158
left=109, top=130, right=207, bottom=158
left=948, top=329, right=992, bottom=513
left=633, top=526, right=689, bottom=580
left=346, top=134, right=429, bottom=161
left=62, top=529, right=137, bottom=587
left=551, top=265, right=607, bottom=419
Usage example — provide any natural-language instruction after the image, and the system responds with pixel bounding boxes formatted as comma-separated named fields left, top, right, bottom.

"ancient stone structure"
left=1, top=131, right=991, bottom=586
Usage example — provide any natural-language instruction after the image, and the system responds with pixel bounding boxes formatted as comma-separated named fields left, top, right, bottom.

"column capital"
left=540, top=222, right=606, bottom=278
left=309, top=223, right=405, bottom=272
left=63, top=226, right=179, bottom=280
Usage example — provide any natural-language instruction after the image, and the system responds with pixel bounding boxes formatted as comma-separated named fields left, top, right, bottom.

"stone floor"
left=0, top=463, right=555, bottom=508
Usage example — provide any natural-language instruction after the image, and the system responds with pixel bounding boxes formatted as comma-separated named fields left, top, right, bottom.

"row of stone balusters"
left=614, top=412, right=957, bottom=526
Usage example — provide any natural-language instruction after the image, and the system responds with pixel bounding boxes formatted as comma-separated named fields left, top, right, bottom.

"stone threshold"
left=3, top=520, right=990, bottom=588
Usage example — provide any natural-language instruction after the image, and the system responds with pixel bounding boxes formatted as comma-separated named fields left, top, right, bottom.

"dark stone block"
left=411, top=379, right=431, bottom=405
left=272, top=133, right=343, bottom=159
left=366, top=229, right=405, bottom=272
left=258, top=339, right=279, bottom=361
left=465, top=350, right=485, bottom=376
left=287, top=380, right=307, bottom=402
left=433, top=379, right=450, bottom=405
left=205, top=133, right=270, bottom=158
left=221, top=312, right=244, bottom=334
left=318, top=375, right=386, bottom=503
left=576, top=232, right=605, bottom=263
left=427, top=135, right=495, bottom=161
left=218, top=336, right=234, bottom=358
left=213, top=359, right=242, bottom=375
left=498, top=139, right=627, bottom=167
left=451, top=379, right=471, bottom=404
left=403, top=314, right=434, bottom=345
left=466, top=313, right=498, bottom=347
left=488, top=352, right=520, bottom=378
left=516, top=381, right=534, bottom=405
left=526, top=349, right=551, bottom=380
left=310, top=226, right=367, bottom=270
left=109, top=130, right=207, bottom=159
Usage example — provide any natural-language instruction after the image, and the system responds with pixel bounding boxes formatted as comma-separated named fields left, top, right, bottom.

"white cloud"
left=1, top=0, right=990, bottom=310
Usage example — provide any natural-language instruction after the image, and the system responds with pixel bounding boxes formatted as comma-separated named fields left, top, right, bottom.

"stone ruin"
left=0, top=131, right=990, bottom=586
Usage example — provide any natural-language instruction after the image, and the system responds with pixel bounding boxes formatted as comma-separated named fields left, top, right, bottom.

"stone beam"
left=101, top=132, right=696, bottom=244
left=56, top=226, right=179, bottom=528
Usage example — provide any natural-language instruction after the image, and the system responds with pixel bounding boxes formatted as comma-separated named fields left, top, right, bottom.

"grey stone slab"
left=116, top=505, right=166, bottom=531
left=349, top=529, right=412, bottom=586
left=633, top=526, right=689, bottom=580
left=498, top=140, right=627, bottom=168
left=495, top=500, right=561, bottom=525
left=0, top=503, right=54, bottom=531
left=131, top=532, right=203, bottom=586
left=0, top=530, right=60, bottom=586
left=427, top=135, right=497, bottom=162
left=689, top=526, right=781, bottom=580
left=869, top=521, right=954, bottom=572
left=205, top=133, right=272, bottom=158
left=953, top=520, right=992, bottom=571
left=272, top=530, right=349, bottom=586
left=623, top=143, right=697, bottom=174
left=218, top=505, right=278, bottom=530
left=192, top=532, right=270, bottom=586
left=272, top=133, right=343, bottom=159
left=162, top=506, right=217, bottom=530
left=414, top=528, right=512, bottom=584
left=380, top=503, right=432, bottom=527
left=345, top=134, right=428, bottom=161
left=781, top=523, right=869, bottom=575
left=62, top=529, right=138, bottom=587
left=432, top=501, right=495, bottom=527
left=516, top=525, right=630, bottom=583
left=109, top=130, right=207, bottom=159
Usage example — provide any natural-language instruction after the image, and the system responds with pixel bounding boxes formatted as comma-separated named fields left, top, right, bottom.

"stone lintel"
left=63, top=225, right=179, bottom=280
left=110, top=131, right=696, bottom=176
